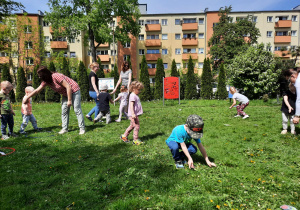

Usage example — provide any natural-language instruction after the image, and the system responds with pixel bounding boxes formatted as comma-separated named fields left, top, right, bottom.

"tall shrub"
left=77, top=61, right=89, bottom=101
left=15, top=66, right=27, bottom=102
left=139, top=55, right=152, bottom=101
left=111, top=64, right=120, bottom=96
left=216, top=63, right=228, bottom=99
left=1, top=64, right=16, bottom=102
left=96, top=58, right=105, bottom=78
left=170, top=59, right=179, bottom=77
left=61, top=57, right=70, bottom=77
left=201, top=58, right=213, bottom=99
left=154, top=58, right=165, bottom=99
left=45, top=62, right=60, bottom=102
left=32, top=64, right=43, bottom=102
left=185, top=56, right=197, bottom=99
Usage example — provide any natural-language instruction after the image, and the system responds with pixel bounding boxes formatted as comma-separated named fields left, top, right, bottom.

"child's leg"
left=7, top=114, right=14, bottom=134
left=289, top=115, right=295, bottom=132
left=1, top=115, right=8, bottom=135
left=167, top=141, right=182, bottom=161
left=124, top=117, right=137, bottom=138
left=29, top=114, right=38, bottom=130
left=20, top=114, right=30, bottom=132
left=117, top=105, right=123, bottom=120
left=132, top=117, right=140, bottom=140
left=122, top=105, right=128, bottom=119
left=282, top=112, right=288, bottom=130
left=105, top=110, right=111, bottom=124
left=237, top=102, right=249, bottom=116
left=94, top=111, right=104, bottom=121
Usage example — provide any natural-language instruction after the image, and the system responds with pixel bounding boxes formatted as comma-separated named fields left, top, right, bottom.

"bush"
left=1, top=64, right=15, bottom=102
left=15, top=66, right=27, bottom=102
left=200, top=58, right=213, bottom=99
left=154, top=58, right=165, bottom=99
left=185, top=56, right=197, bottom=99
left=216, top=63, right=228, bottom=99
left=45, top=62, right=60, bottom=102
left=262, top=94, right=269, bottom=102
left=77, top=61, right=89, bottom=101
left=139, top=55, right=152, bottom=101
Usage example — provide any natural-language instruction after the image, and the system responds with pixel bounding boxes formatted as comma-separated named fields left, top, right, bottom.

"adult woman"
left=24, top=66, right=85, bottom=135
left=86, top=62, right=100, bottom=121
left=111, top=61, right=132, bottom=94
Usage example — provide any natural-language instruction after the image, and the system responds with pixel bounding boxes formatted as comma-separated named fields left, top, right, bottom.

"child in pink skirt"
left=113, top=85, right=128, bottom=122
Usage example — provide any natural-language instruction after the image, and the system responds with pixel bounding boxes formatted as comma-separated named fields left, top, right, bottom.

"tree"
left=201, top=58, right=213, bottom=99
left=1, top=63, right=15, bottom=102
left=216, top=63, right=227, bottom=99
left=126, top=56, right=132, bottom=70
left=228, top=44, right=281, bottom=99
left=15, top=66, right=27, bottom=102
left=139, top=55, right=152, bottom=101
left=45, top=62, right=59, bottom=102
left=185, top=56, right=197, bottom=99
left=0, top=0, right=23, bottom=21
left=45, top=0, right=141, bottom=62
left=154, top=58, right=165, bottom=99
left=111, top=64, right=120, bottom=96
left=32, top=64, right=43, bottom=102
left=170, top=59, right=179, bottom=77
left=61, top=57, right=70, bottom=77
left=96, top=58, right=105, bottom=78
left=77, top=61, right=89, bottom=101
left=208, top=6, right=260, bottom=68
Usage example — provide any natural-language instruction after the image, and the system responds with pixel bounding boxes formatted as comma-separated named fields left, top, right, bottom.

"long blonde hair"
left=129, top=81, right=144, bottom=92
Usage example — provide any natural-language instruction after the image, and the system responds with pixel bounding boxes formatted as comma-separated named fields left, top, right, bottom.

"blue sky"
left=19, top=0, right=300, bottom=14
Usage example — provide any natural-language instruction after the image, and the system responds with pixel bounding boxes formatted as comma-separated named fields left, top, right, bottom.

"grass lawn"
left=0, top=99, right=299, bottom=209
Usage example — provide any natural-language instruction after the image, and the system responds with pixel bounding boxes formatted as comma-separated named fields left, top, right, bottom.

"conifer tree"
left=15, top=66, right=27, bottom=102
left=1, top=64, right=15, bottom=102
left=200, top=58, right=213, bottom=99
left=77, top=61, right=89, bottom=101
left=45, top=62, right=60, bottom=102
left=185, top=56, right=197, bottom=99
left=139, top=55, right=152, bottom=101
left=96, top=57, right=105, bottom=78
left=61, top=57, right=70, bottom=77
left=126, top=56, right=132, bottom=70
left=170, top=59, right=179, bottom=77
left=111, top=64, right=120, bottom=95
left=32, top=64, right=42, bottom=102
left=216, top=63, right=227, bottom=99
left=154, top=58, right=165, bottom=99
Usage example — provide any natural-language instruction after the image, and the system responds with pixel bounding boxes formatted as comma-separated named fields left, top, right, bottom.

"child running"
left=0, top=81, right=17, bottom=140
left=120, top=81, right=144, bottom=145
left=20, top=86, right=42, bottom=134
left=229, top=87, right=250, bottom=119
left=281, top=83, right=296, bottom=134
left=166, top=114, right=216, bottom=169
left=93, top=84, right=114, bottom=124
left=113, top=85, right=129, bottom=122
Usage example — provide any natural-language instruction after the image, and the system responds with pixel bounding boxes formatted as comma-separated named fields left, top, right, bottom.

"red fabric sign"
left=164, top=77, right=179, bottom=99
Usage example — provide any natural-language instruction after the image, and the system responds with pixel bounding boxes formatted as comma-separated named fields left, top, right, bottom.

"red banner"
left=164, top=77, right=179, bottom=99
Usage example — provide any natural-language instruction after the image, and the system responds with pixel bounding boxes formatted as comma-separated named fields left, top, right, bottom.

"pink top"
left=41, top=73, right=80, bottom=97
left=21, top=96, right=32, bottom=115
left=127, top=92, right=143, bottom=117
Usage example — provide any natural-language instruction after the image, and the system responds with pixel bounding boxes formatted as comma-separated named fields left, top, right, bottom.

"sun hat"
left=186, top=114, right=204, bottom=139
left=99, top=84, right=108, bottom=91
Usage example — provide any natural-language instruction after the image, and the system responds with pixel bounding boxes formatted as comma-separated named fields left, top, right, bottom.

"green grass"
left=0, top=99, right=299, bottom=209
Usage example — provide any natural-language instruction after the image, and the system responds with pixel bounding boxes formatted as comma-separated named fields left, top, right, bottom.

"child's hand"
left=288, top=107, right=294, bottom=113
left=229, top=106, right=232, bottom=109
left=206, top=160, right=217, bottom=167
left=132, top=114, right=136, bottom=119
left=188, top=159, right=194, bottom=169
left=12, top=111, right=15, bottom=116
left=0, top=115, right=2, bottom=118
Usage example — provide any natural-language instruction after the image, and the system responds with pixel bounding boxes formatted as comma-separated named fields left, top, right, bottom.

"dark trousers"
left=167, top=141, right=197, bottom=161
left=1, top=114, right=14, bottom=135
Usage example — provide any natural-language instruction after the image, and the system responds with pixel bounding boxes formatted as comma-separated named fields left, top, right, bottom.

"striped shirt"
left=41, top=73, right=80, bottom=97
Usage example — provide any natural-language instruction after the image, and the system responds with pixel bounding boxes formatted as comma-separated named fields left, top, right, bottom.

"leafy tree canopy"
left=0, top=0, right=23, bottom=21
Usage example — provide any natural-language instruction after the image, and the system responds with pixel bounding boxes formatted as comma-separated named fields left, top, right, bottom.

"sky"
left=18, top=0, right=300, bottom=14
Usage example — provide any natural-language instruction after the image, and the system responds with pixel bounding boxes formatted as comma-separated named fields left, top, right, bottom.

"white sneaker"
left=234, top=115, right=241, bottom=117
left=115, top=119, right=121, bottom=122
left=281, top=129, right=288, bottom=134
left=79, top=129, right=85, bottom=135
left=58, top=129, right=68, bottom=134
left=243, top=115, right=249, bottom=119
left=291, top=130, right=296, bottom=135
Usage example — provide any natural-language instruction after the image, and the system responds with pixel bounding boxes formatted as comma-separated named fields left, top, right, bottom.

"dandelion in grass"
left=250, top=160, right=255, bottom=163
left=224, top=203, right=228, bottom=206
left=291, top=202, right=295, bottom=205
left=210, top=200, right=213, bottom=203
left=218, top=180, right=222, bottom=183
left=144, top=190, right=149, bottom=192
left=216, top=205, right=220, bottom=209
left=146, top=197, right=150, bottom=200
left=250, top=153, right=254, bottom=156
left=257, top=178, right=261, bottom=181
left=262, top=181, right=266, bottom=183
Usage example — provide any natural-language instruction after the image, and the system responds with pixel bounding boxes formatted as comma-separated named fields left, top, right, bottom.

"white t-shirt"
left=118, top=92, right=128, bottom=105
left=232, top=92, right=249, bottom=104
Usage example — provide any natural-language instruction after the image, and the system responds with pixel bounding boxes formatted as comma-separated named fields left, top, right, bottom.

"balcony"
left=182, top=23, right=198, bottom=31
left=274, top=36, right=291, bottom=43
left=50, top=41, right=68, bottom=49
left=148, top=68, right=156, bottom=76
left=146, top=54, right=161, bottom=61
left=275, top=20, right=292, bottom=28
left=97, top=55, right=110, bottom=62
left=274, top=51, right=290, bottom=58
left=145, top=24, right=161, bottom=32
left=145, top=39, right=161, bottom=47
left=95, top=42, right=109, bottom=48
left=49, top=26, right=65, bottom=33
left=182, top=53, right=198, bottom=60
left=0, top=57, right=9, bottom=64
left=182, top=38, right=198, bottom=46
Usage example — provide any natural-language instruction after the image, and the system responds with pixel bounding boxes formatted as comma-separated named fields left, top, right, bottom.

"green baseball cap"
left=186, top=114, right=204, bottom=139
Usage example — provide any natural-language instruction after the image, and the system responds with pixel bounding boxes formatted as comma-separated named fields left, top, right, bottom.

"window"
left=199, top=18, right=204, bottom=24
left=267, top=16, right=273, bottom=22
left=87, top=51, right=91, bottom=56
left=25, top=41, right=33, bottom=49
left=276, top=31, right=288, bottom=36
left=266, top=31, right=273, bottom=37
left=198, top=48, right=204, bottom=54
left=291, top=30, right=297, bottom=37
left=111, top=50, right=117, bottom=55
left=147, top=63, right=156, bottom=68
left=163, top=63, right=168, bottom=69
left=175, top=48, right=181, bottom=55
left=12, top=52, right=18, bottom=58
left=139, top=20, right=144, bottom=26
left=198, top=62, right=203, bottom=68
left=162, top=19, right=168, bottom=25
left=162, top=49, right=168, bottom=55
left=183, top=33, right=196, bottom=39
left=24, top=25, right=32, bottom=33
left=12, top=38, right=17, bottom=42
left=228, top=17, right=234, bottom=23
left=266, top=46, right=272, bottom=52
left=183, top=48, right=196, bottom=54
left=44, top=36, right=50, bottom=42
left=110, top=21, right=115, bottom=27
left=102, top=65, right=109, bottom=70
left=147, top=34, right=159, bottom=39
left=162, top=34, right=168, bottom=40
left=138, top=34, right=144, bottom=40
left=183, top=18, right=196, bottom=23
left=277, top=16, right=288, bottom=20
left=43, top=21, right=49, bottom=27
left=275, top=46, right=284, bottom=51
left=124, top=55, right=130, bottom=61
left=292, top=15, right=298, bottom=22
left=52, top=37, right=66, bottom=41
left=0, top=52, right=9, bottom=57
left=124, top=42, right=130, bottom=48
left=111, top=64, right=114, bottom=70
left=13, top=67, right=18, bottom=74
left=10, top=20, right=16, bottom=26
left=146, top=19, right=159, bottom=24
left=175, top=19, right=181, bottom=25
left=175, top=34, right=181, bottom=40
left=64, top=52, right=68, bottom=57
left=69, top=38, right=75, bottom=43
left=147, top=49, right=159, bottom=54
left=139, top=49, right=145, bottom=55
left=26, top=57, right=34, bottom=65
left=198, top=33, right=204, bottom=39
left=176, top=63, right=181, bottom=70
left=97, top=50, right=108, bottom=55
left=45, top=51, right=50, bottom=58
left=252, top=16, right=257, bottom=23
left=70, top=52, right=76, bottom=58
left=27, top=73, right=32, bottom=81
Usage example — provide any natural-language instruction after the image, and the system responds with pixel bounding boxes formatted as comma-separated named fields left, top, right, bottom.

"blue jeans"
left=167, top=141, right=197, bottom=161
left=20, top=113, right=38, bottom=132
left=87, top=91, right=100, bottom=119
left=1, top=114, right=14, bottom=135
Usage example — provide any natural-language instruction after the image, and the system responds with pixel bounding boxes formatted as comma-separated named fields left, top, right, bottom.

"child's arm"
left=113, top=95, right=121, bottom=102
left=197, top=142, right=216, bottom=167
left=129, top=101, right=136, bottom=118
left=229, top=98, right=236, bottom=109
left=283, top=95, right=294, bottom=113
left=109, top=99, right=114, bottom=104
left=180, top=142, right=194, bottom=169
left=10, top=104, right=15, bottom=116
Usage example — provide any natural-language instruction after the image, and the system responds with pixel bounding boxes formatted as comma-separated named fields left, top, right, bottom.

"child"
left=93, top=84, right=114, bottom=124
left=120, top=81, right=144, bottom=145
left=19, top=86, right=42, bottom=134
left=0, top=81, right=16, bottom=140
left=281, top=83, right=296, bottom=134
left=229, top=87, right=250, bottom=119
left=113, top=85, right=129, bottom=122
left=166, top=114, right=216, bottom=169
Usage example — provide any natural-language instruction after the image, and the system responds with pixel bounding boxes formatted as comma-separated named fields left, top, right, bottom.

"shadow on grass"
left=142, top=132, right=165, bottom=141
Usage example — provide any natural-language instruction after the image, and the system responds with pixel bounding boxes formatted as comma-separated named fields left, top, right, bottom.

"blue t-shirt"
left=166, top=125, right=201, bottom=145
